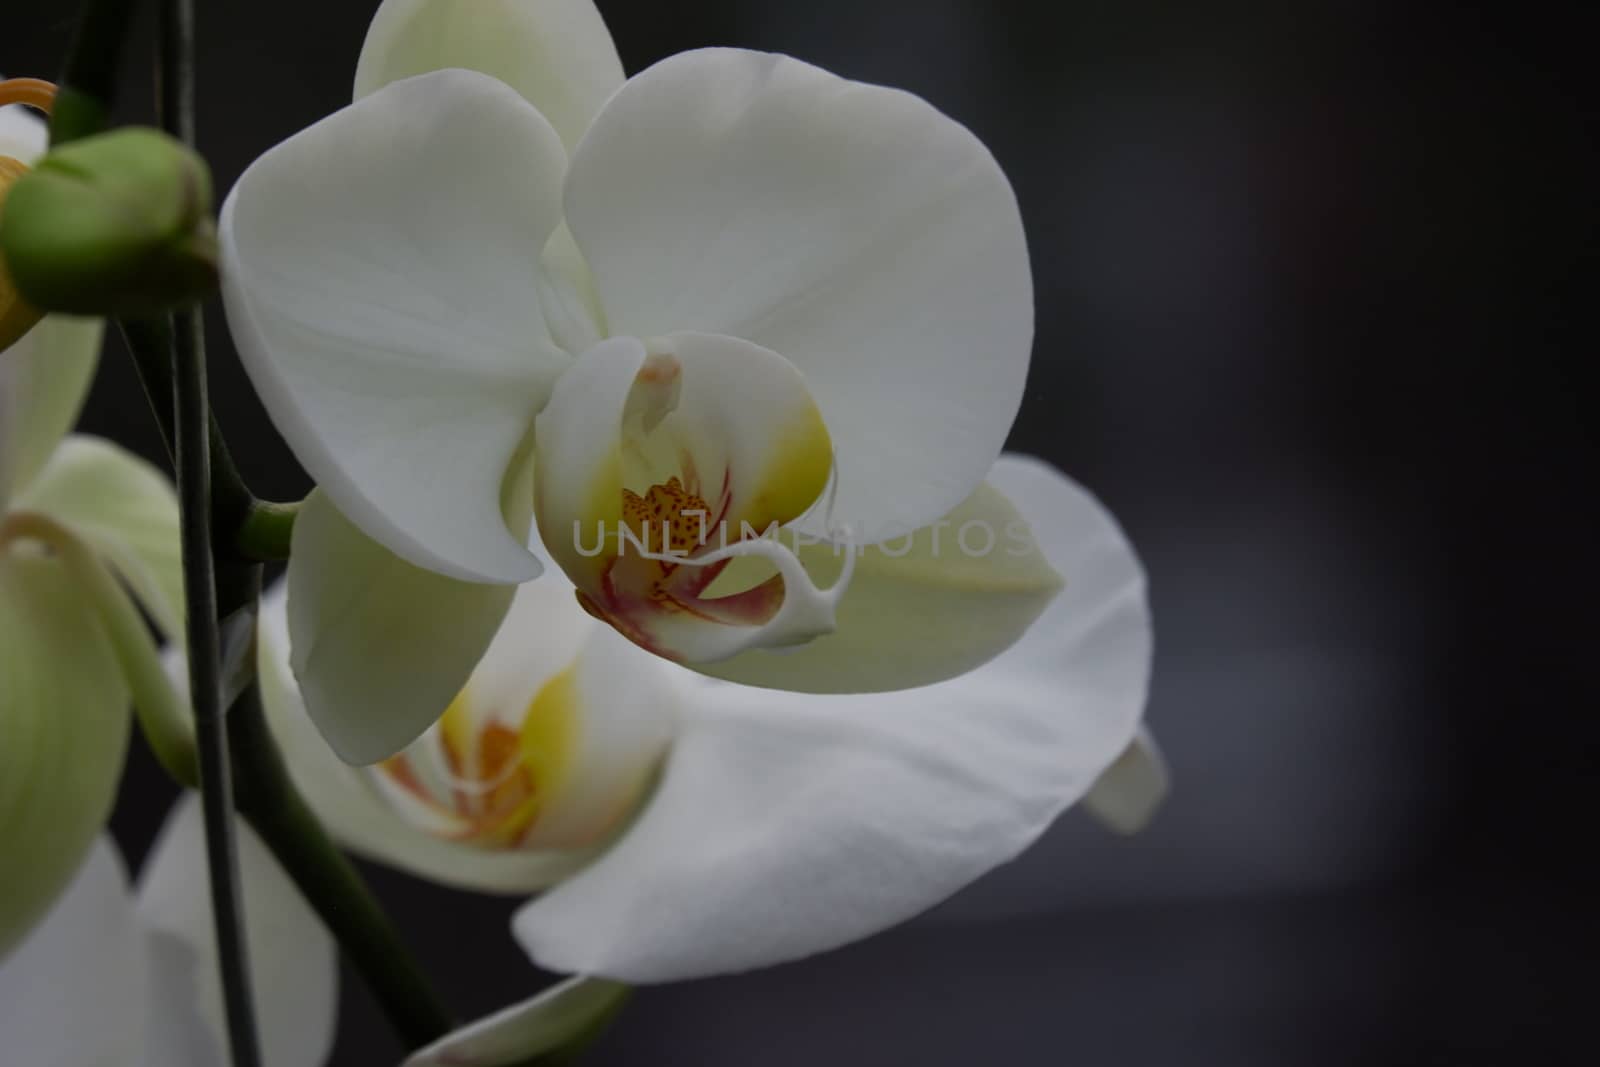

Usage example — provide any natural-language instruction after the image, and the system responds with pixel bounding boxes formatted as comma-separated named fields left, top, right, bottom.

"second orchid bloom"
left=223, top=4, right=1163, bottom=1058
left=221, top=0, right=1076, bottom=762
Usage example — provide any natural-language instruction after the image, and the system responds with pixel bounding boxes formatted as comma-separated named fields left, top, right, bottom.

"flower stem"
left=227, top=685, right=458, bottom=1050
left=174, top=303, right=264, bottom=1067
left=118, top=317, right=287, bottom=559
left=161, top=0, right=264, bottom=1063
left=175, top=310, right=265, bottom=1067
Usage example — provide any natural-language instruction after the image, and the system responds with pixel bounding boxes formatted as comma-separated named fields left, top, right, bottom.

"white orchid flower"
left=1, top=100, right=199, bottom=956
left=221, top=0, right=1067, bottom=764
left=259, top=452, right=1162, bottom=1066
left=0, top=796, right=336, bottom=1067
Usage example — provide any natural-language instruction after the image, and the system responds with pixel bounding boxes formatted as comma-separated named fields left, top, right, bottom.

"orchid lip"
left=537, top=332, right=847, bottom=666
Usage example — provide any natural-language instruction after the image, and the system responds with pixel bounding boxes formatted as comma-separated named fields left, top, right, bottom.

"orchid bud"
left=0, top=128, right=217, bottom=317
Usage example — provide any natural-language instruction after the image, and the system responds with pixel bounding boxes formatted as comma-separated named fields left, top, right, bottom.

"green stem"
left=160, top=0, right=263, bottom=1063
left=174, top=299, right=263, bottom=1067
left=117, top=317, right=276, bottom=557
left=228, top=687, right=458, bottom=1050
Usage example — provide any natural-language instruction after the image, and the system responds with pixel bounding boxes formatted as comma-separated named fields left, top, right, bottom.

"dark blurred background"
left=7, top=1, right=1592, bottom=1064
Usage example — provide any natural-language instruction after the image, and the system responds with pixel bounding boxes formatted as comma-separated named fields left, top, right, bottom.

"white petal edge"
left=286, top=489, right=515, bottom=765
left=1082, top=725, right=1170, bottom=835
left=512, top=454, right=1151, bottom=981
left=221, top=68, right=571, bottom=582
left=565, top=48, right=1033, bottom=545
left=17, top=435, right=183, bottom=637
left=404, top=976, right=628, bottom=1067
left=355, top=0, right=625, bottom=154
left=136, top=795, right=337, bottom=1067
left=0, top=840, right=149, bottom=1065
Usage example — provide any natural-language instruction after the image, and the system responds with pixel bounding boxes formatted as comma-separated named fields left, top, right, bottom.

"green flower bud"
left=0, top=127, right=218, bottom=317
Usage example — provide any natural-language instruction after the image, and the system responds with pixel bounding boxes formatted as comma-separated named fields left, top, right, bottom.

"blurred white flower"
left=221, top=0, right=1069, bottom=764
left=0, top=797, right=336, bottom=1067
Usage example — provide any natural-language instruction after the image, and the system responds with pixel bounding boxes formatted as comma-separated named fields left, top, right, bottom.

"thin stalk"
left=174, top=302, right=262, bottom=1067
left=162, top=0, right=263, bottom=1063
left=117, top=317, right=275, bottom=557
left=228, top=687, right=457, bottom=1050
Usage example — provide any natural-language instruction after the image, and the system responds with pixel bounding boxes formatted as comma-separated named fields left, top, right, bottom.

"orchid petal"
left=0, top=316, right=101, bottom=508
left=136, top=795, right=337, bottom=1067
left=698, top=477, right=1063, bottom=692
left=404, top=976, right=628, bottom=1067
left=0, top=547, right=129, bottom=957
left=565, top=48, right=1033, bottom=544
left=512, top=455, right=1150, bottom=981
left=17, top=435, right=183, bottom=637
left=285, top=490, right=515, bottom=765
left=1083, top=726, right=1169, bottom=835
left=355, top=0, right=624, bottom=154
left=221, top=68, right=571, bottom=582
left=0, top=840, right=148, bottom=1064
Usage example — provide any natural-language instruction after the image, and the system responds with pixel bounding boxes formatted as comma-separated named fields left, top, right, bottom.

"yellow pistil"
left=622, top=476, right=714, bottom=557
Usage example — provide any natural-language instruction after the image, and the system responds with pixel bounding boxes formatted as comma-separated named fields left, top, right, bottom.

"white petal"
left=403, top=976, right=628, bottom=1067
left=0, top=100, right=48, bottom=162
left=0, top=547, right=130, bottom=957
left=518, top=609, right=677, bottom=851
left=1082, top=726, right=1170, bottom=835
left=286, top=490, right=515, bottom=765
left=0, top=840, right=148, bottom=1064
left=355, top=0, right=624, bottom=153
left=136, top=796, right=338, bottom=1067
left=698, top=477, right=1063, bottom=692
left=0, top=316, right=101, bottom=508
left=221, top=68, right=571, bottom=582
left=512, top=455, right=1150, bottom=981
left=17, top=435, right=183, bottom=637
left=565, top=48, right=1033, bottom=543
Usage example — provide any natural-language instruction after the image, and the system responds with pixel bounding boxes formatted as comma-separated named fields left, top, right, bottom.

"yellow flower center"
left=621, top=476, right=714, bottom=557
left=371, top=665, right=578, bottom=849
